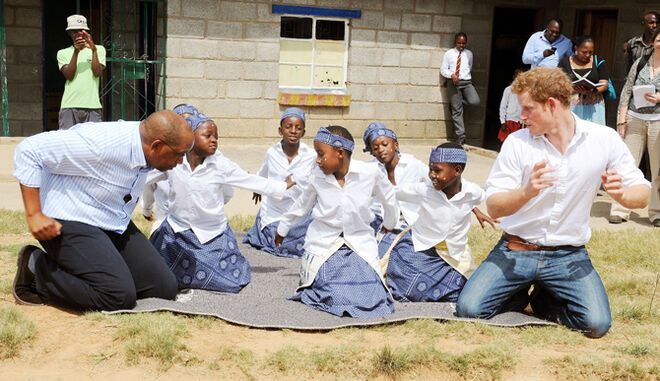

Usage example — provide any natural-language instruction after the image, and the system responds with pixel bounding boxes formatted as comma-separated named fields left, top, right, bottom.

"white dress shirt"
left=440, top=48, right=473, bottom=81
left=486, top=115, right=650, bottom=246
left=499, top=85, right=522, bottom=124
left=14, top=121, right=149, bottom=233
left=256, top=142, right=317, bottom=227
left=143, top=152, right=287, bottom=244
left=277, top=160, right=400, bottom=287
left=371, top=153, right=429, bottom=226
left=398, top=180, right=484, bottom=261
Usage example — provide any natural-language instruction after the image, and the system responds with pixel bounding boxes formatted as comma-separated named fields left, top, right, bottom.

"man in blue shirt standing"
left=12, top=110, right=193, bottom=311
left=522, top=19, right=572, bottom=68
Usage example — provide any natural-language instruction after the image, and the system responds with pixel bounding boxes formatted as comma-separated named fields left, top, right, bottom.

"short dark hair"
left=454, top=32, right=467, bottom=42
left=435, top=142, right=466, bottom=170
left=572, top=35, right=594, bottom=51
left=547, top=18, right=563, bottom=29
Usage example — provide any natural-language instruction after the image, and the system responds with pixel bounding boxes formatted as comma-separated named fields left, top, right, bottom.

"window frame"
left=278, top=15, right=349, bottom=94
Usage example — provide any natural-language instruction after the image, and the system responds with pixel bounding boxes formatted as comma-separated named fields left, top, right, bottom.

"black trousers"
left=36, top=220, right=177, bottom=311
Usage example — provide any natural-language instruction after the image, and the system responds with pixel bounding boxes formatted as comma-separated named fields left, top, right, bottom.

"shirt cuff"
left=276, top=222, right=291, bottom=237
left=14, top=168, right=42, bottom=188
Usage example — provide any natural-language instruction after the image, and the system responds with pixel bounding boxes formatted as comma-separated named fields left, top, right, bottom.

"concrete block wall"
left=165, top=0, right=489, bottom=143
left=1, top=0, right=43, bottom=137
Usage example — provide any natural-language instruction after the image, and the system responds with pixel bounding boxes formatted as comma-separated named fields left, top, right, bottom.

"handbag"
left=594, top=55, right=617, bottom=101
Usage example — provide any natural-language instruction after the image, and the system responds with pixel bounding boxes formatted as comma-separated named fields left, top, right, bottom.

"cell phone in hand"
left=551, top=47, right=557, bottom=52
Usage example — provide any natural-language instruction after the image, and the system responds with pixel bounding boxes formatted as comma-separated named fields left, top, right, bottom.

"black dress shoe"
left=13, top=245, right=44, bottom=306
left=608, top=215, right=625, bottom=224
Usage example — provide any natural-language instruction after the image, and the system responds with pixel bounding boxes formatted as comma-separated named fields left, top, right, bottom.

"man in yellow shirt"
left=57, top=15, right=106, bottom=130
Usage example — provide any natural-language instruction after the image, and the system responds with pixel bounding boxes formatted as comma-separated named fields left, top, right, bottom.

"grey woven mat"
left=105, top=238, right=554, bottom=330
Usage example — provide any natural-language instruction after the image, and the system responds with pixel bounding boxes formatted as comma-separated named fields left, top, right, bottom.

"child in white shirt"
left=142, top=103, right=199, bottom=233
left=143, top=114, right=293, bottom=293
left=382, top=143, right=494, bottom=302
left=275, top=126, right=399, bottom=318
left=498, top=69, right=524, bottom=143
left=244, top=108, right=316, bottom=258
left=362, top=122, right=428, bottom=232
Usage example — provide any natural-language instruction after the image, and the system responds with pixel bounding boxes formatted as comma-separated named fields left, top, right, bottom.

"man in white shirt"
left=440, top=32, right=480, bottom=146
left=456, top=68, right=651, bottom=338
left=522, top=19, right=572, bottom=68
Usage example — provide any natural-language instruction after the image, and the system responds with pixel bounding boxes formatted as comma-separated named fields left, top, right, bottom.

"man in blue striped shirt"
left=13, top=110, right=193, bottom=311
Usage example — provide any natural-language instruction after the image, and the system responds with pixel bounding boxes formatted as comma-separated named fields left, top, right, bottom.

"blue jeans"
left=456, top=239, right=611, bottom=338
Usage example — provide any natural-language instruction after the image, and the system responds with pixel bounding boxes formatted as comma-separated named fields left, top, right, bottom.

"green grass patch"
left=112, top=312, right=189, bottom=368
left=0, top=305, right=36, bottom=358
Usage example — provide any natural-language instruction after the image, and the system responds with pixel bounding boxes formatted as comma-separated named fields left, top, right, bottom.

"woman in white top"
left=275, top=126, right=399, bottom=318
left=143, top=115, right=293, bottom=292
left=610, top=29, right=660, bottom=226
left=244, top=108, right=316, bottom=258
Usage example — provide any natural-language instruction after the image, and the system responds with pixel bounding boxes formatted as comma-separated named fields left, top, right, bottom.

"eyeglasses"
left=161, top=140, right=189, bottom=158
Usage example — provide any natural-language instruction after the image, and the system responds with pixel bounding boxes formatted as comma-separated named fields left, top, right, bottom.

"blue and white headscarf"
left=362, top=122, right=399, bottom=153
left=172, top=104, right=199, bottom=116
left=280, top=107, right=306, bottom=125
left=314, top=127, right=354, bottom=152
left=185, top=113, right=210, bottom=132
left=429, top=146, right=467, bottom=164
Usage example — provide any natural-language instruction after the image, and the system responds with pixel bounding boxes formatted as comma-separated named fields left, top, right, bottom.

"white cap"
left=66, top=15, right=89, bottom=31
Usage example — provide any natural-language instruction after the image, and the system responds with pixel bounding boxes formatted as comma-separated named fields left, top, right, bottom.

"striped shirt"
left=14, top=121, right=151, bottom=233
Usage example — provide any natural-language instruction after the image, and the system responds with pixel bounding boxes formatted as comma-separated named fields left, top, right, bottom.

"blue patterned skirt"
left=572, top=96, right=606, bottom=125
left=381, top=230, right=466, bottom=302
left=243, top=213, right=312, bottom=258
left=290, top=246, right=395, bottom=318
left=150, top=220, right=251, bottom=293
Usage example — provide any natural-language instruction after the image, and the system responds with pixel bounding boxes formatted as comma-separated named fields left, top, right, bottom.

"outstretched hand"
left=82, top=30, right=96, bottom=51
left=252, top=192, right=262, bottom=204
left=523, top=160, right=556, bottom=200
left=472, top=207, right=499, bottom=229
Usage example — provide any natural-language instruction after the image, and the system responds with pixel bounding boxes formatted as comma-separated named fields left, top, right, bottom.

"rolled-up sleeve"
left=485, top=137, right=523, bottom=199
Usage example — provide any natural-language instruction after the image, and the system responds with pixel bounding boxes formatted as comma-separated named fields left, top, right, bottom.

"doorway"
left=574, top=9, right=618, bottom=127
left=42, top=0, right=164, bottom=131
left=484, top=7, right=540, bottom=150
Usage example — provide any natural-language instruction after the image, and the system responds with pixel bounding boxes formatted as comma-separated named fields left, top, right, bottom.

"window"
left=278, top=16, right=349, bottom=93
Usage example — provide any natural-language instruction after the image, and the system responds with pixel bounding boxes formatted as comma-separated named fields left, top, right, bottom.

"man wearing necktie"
left=440, top=32, right=480, bottom=146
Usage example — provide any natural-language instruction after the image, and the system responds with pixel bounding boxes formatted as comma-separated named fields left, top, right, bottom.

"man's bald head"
left=544, top=19, right=562, bottom=43
left=141, top=110, right=192, bottom=146
left=140, top=110, right=194, bottom=171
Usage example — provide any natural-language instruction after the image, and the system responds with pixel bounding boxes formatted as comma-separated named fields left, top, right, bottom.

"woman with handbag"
left=558, top=35, right=611, bottom=125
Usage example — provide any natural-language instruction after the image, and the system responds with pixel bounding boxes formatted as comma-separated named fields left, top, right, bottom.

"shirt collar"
left=320, top=159, right=365, bottom=184
left=131, top=123, right=149, bottom=170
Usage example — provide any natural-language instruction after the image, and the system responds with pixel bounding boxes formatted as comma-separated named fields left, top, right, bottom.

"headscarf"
left=280, top=107, right=306, bottom=125
left=429, top=146, right=467, bottom=164
left=362, top=122, right=398, bottom=153
left=173, top=104, right=199, bottom=116
left=185, top=113, right=210, bottom=132
left=314, top=127, right=354, bottom=152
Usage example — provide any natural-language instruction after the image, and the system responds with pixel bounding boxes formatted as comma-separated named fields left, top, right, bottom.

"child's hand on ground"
left=252, top=192, right=261, bottom=204
left=285, top=174, right=296, bottom=189
left=472, top=207, right=499, bottom=229
left=274, top=233, right=284, bottom=247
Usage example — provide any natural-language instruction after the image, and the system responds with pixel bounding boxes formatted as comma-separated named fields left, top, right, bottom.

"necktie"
left=454, top=51, right=462, bottom=78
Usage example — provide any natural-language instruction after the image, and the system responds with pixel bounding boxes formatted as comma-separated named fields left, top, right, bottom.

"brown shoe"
left=13, top=245, right=44, bottom=306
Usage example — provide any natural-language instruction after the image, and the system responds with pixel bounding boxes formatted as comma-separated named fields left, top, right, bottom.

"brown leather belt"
left=502, top=233, right=585, bottom=252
